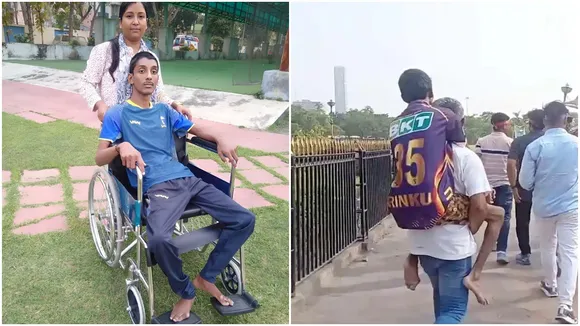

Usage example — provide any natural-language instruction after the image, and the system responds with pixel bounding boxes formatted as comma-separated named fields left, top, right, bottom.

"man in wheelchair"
left=95, top=51, right=256, bottom=322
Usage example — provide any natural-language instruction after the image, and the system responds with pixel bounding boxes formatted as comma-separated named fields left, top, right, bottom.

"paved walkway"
left=2, top=80, right=288, bottom=153
left=2, top=62, right=289, bottom=130
left=3, top=158, right=288, bottom=235
left=292, top=214, right=578, bottom=324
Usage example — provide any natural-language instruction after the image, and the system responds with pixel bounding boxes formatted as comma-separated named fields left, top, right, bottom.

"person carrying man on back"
left=519, top=101, right=578, bottom=324
left=390, top=69, right=503, bottom=323
left=475, top=113, right=514, bottom=264
left=95, top=51, right=256, bottom=322
left=507, top=109, right=545, bottom=266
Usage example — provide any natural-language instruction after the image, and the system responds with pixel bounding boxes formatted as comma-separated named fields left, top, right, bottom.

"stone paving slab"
left=190, top=159, right=221, bottom=174
left=72, top=182, right=105, bottom=202
left=274, top=167, right=289, bottom=180
left=21, top=169, right=60, bottom=183
left=3, top=171, right=11, bottom=183
left=19, top=184, right=63, bottom=206
left=12, top=215, right=68, bottom=235
left=261, top=185, right=289, bottom=201
left=214, top=172, right=242, bottom=187
left=235, top=158, right=258, bottom=170
left=69, top=166, right=98, bottom=181
left=238, top=169, right=282, bottom=185
left=16, top=111, right=56, bottom=124
left=252, top=156, right=289, bottom=168
left=233, top=188, right=273, bottom=209
left=14, top=204, right=65, bottom=226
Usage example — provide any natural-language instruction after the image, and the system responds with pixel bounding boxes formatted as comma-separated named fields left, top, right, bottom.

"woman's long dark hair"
left=108, top=2, right=152, bottom=81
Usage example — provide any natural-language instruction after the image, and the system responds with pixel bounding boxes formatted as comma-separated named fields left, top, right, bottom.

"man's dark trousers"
left=145, top=176, right=256, bottom=299
left=515, top=200, right=532, bottom=255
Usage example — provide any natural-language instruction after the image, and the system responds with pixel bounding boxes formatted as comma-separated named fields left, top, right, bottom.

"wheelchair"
left=87, top=136, right=259, bottom=324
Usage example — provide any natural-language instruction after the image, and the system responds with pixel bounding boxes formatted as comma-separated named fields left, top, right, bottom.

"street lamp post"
left=327, top=99, right=335, bottom=137
left=562, top=83, right=573, bottom=102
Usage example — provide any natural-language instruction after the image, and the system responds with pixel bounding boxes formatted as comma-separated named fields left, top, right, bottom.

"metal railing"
left=291, top=137, right=392, bottom=295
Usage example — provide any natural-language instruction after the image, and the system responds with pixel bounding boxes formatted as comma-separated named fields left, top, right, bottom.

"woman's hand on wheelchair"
left=118, top=142, right=146, bottom=173
left=217, top=140, right=238, bottom=167
left=175, top=104, right=193, bottom=121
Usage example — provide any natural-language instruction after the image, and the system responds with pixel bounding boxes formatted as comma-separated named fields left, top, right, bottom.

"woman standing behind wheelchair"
left=80, top=1, right=192, bottom=121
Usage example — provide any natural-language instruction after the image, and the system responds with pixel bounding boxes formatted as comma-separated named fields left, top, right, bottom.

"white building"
left=334, top=66, right=347, bottom=114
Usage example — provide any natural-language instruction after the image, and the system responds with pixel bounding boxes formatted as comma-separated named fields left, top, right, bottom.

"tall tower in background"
left=334, top=66, right=347, bottom=114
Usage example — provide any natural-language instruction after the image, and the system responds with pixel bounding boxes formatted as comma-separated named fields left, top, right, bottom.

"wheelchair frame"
left=88, top=137, right=248, bottom=324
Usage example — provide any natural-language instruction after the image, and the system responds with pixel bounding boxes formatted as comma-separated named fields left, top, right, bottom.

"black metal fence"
left=291, top=138, right=392, bottom=295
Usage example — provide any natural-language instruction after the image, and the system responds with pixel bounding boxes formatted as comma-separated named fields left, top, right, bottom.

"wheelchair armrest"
left=188, top=136, right=218, bottom=154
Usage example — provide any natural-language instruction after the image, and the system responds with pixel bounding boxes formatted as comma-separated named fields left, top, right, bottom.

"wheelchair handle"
left=136, top=166, right=143, bottom=202
left=189, top=136, right=218, bottom=154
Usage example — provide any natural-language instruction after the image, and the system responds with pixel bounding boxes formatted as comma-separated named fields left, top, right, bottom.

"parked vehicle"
left=172, top=34, right=198, bottom=51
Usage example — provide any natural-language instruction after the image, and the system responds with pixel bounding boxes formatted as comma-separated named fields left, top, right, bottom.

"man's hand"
left=217, top=139, right=239, bottom=167
left=512, top=187, right=521, bottom=203
left=118, top=142, right=146, bottom=173
left=175, top=104, right=193, bottom=121
left=485, top=189, right=496, bottom=204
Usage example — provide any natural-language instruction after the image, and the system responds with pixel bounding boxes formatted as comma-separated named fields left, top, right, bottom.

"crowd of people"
left=389, top=68, right=578, bottom=324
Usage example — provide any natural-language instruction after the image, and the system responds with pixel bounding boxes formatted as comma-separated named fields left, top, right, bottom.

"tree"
left=20, top=2, right=34, bottom=43
left=206, top=16, right=232, bottom=38
left=30, top=2, right=48, bottom=44
left=170, top=9, right=198, bottom=35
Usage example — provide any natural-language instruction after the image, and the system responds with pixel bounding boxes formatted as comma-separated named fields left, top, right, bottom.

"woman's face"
left=119, top=2, right=147, bottom=42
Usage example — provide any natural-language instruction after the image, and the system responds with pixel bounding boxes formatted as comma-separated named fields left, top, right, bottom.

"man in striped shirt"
left=475, top=113, right=513, bottom=264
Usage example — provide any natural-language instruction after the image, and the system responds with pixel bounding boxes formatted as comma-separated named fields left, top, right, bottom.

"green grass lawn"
left=5, top=59, right=278, bottom=95
left=2, top=113, right=289, bottom=324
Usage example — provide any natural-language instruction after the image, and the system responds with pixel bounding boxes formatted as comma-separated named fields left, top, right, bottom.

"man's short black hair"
left=129, top=51, right=158, bottom=74
left=490, top=112, right=510, bottom=125
left=398, top=69, right=433, bottom=104
left=526, top=109, right=545, bottom=130
left=433, top=97, right=464, bottom=119
left=543, top=101, right=569, bottom=124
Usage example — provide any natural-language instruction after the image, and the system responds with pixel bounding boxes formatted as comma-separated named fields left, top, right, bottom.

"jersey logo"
left=154, top=194, right=169, bottom=199
left=129, top=120, right=141, bottom=125
left=389, top=112, right=434, bottom=139
left=160, top=116, right=167, bottom=128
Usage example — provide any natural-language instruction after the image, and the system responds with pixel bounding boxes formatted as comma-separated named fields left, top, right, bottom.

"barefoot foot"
left=463, top=272, right=488, bottom=305
left=404, top=255, right=420, bottom=291
left=193, top=275, right=234, bottom=306
left=170, top=297, right=195, bottom=322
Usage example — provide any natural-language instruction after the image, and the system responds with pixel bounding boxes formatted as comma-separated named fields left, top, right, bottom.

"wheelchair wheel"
left=126, top=285, right=145, bottom=324
left=220, top=260, right=242, bottom=295
left=88, top=168, right=123, bottom=268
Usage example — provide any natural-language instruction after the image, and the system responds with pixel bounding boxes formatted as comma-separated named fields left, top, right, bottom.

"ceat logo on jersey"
left=389, top=112, right=434, bottom=139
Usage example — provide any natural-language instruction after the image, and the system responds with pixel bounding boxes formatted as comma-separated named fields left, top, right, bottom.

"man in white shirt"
left=475, top=113, right=514, bottom=264
left=406, top=98, right=503, bottom=323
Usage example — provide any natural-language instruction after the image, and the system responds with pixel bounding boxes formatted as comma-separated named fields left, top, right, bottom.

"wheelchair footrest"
left=174, top=224, right=222, bottom=255
left=151, top=311, right=202, bottom=324
left=210, top=291, right=259, bottom=316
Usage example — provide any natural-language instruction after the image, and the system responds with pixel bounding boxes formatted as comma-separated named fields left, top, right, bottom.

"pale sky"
left=291, top=1, right=580, bottom=116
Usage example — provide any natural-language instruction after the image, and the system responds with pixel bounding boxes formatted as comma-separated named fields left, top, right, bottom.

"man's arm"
left=519, top=145, right=537, bottom=191
left=169, top=109, right=239, bottom=165
left=507, top=138, right=521, bottom=202
left=96, top=108, right=122, bottom=166
left=474, top=138, right=483, bottom=158
left=95, top=141, right=120, bottom=166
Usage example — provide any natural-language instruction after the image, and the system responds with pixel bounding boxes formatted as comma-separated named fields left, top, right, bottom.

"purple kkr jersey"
left=388, top=100, right=465, bottom=230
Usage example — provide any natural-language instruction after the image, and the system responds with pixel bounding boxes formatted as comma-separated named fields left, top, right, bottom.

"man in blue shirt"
left=519, top=101, right=578, bottom=324
left=95, top=51, right=255, bottom=322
